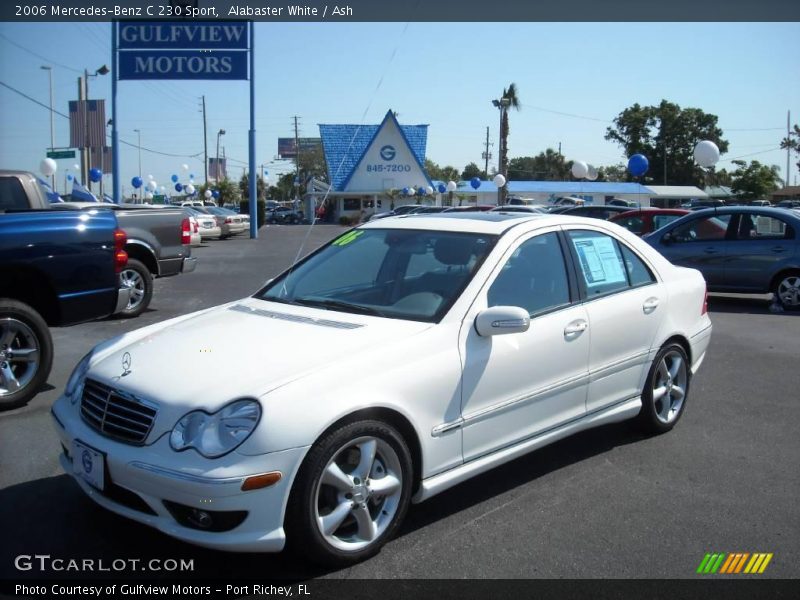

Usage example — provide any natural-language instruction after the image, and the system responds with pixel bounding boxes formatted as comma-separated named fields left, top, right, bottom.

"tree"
left=605, top=100, right=728, bottom=186
left=461, top=162, right=483, bottom=181
left=201, top=177, right=239, bottom=206
left=507, top=149, right=570, bottom=181
left=424, top=159, right=459, bottom=182
left=730, top=160, right=782, bottom=200
left=780, top=123, right=800, bottom=178
left=596, top=164, right=628, bottom=182
left=299, top=145, right=328, bottom=182
left=494, top=83, right=521, bottom=202
left=238, top=172, right=266, bottom=201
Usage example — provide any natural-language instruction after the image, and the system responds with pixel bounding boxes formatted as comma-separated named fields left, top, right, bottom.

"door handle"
left=771, top=246, right=786, bottom=253
left=642, top=297, right=660, bottom=314
left=564, top=319, right=588, bottom=337
left=703, top=247, right=720, bottom=254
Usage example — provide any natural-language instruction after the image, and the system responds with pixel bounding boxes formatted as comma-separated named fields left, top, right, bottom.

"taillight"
left=225, top=216, right=232, bottom=224
left=701, top=286, right=708, bottom=315
left=181, top=217, right=191, bottom=245
left=114, top=228, right=128, bottom=273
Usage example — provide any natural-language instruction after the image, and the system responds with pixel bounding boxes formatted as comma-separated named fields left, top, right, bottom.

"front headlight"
left=170, top=399, right=261, bottom=458
left=66, top=351, right=93, bottom=405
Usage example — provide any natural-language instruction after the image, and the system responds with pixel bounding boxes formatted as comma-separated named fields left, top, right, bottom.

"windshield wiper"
left=293, top=297, right=386, bottom=317
left=259, top=295, right=299, bottom=306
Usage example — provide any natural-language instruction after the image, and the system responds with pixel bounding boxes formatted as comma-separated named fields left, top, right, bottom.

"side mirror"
left=475, top=306, right=530, bottom=337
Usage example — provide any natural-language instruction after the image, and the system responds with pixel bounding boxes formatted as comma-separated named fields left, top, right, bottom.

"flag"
left=37, top=177, right=64, bottom=203
left=71, top=180, right=98, bottom=202
left=69, top=99, right=106, bottom=148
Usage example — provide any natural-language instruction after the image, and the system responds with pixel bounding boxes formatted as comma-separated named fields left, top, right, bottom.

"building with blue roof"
left=309, top=110, right=708, bottom=220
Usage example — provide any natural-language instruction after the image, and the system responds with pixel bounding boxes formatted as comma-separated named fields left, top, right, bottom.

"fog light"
left=187, top=509, right=213, bottom=529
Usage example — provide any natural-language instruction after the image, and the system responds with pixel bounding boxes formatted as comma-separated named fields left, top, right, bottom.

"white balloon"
left=425, top=186, right=434, bottom=196
left=147, top=174, right=154, bottom=180
left=571, top=161, right=588, bottom=179
left=407, top=188, right=415, bottom=196
left=204, top=190, right=212, bottom=198
left=493, top=174, right=506, bottom=187
left=181, top=163, right=189, bottom=171
left=586, top=165, right=598, bottom=181
left=694, top=140, right=720, bottom=168
left=40, top=158, right=57, bottom=176
left=73, top=163, right=80, bottom=170
left=148, top=180, right=157, bottom=191
left=185, top=184, right=196, bottom=195
left=160, top=186, right=166, bottom=192
left=144, top=192, right=153, bottom=200
left=446, top=181, right=457, bottom=192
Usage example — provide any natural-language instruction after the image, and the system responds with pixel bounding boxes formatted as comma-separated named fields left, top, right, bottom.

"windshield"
left=257, top=228, right=497, bottom=322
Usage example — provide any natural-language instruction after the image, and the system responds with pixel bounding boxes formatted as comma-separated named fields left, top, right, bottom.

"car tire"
left=637, top=343, right=690, bottom=434
left=774, top=271, right=800, bottom=311
left=117, top=259, right=153, bottom=318
left=0, top=299, right=54, bottom=411
left=286, top=419, right=413, bottom=566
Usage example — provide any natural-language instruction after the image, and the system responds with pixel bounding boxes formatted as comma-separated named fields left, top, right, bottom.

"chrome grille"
left=80, top=379, right=157, bottom=445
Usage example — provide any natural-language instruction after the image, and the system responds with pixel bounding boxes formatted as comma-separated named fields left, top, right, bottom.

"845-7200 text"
left=366, top=164, right=412, bottom=173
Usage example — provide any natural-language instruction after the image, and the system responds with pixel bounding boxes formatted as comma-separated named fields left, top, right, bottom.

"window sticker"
left=572, top=236, right=627, bottom=288
left=332, top=230, right=365, bottom=246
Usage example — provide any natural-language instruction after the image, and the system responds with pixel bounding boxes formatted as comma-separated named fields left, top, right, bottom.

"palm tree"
left=493, top=83, right=521, bottom=203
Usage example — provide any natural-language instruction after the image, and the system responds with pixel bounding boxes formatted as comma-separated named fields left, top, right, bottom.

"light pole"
left=40, top=65, right=55, bottom=189
left=133, top=128, right=142, bottom=192
left=492, top=97, right=510, bottom=205
left=80, top=64, right=109, bottom=189
left=215, top=129, right=226, bottom=182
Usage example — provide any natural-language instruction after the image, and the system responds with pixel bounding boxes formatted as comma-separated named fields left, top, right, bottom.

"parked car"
left=644, top=206, right=800, bottom=309
left=188, top=206, right=232, bottom=239
left=442, top=205, right=494, bottom=212
left=680, top=199, right=725, bottom=210
left=775, top=199, right=800, bottom=209
left=269, top=206, right=304, bottom=224
left=607, top=198, right=637, bottom=207
left=185, top=207, right=222, bottom=240
left=557, top=205, right=631, bottom=220
left=207, top=207, right=246, bottom=235
left=53, top=212, right=711, bottom=565
left=368, top=204, right=424, bottom=221
left=552, top=196, right=586, bottom=206
left=749, top=200, right=772, bottom=207
left=610, top=208, right=690, bottom=236
left=186, top=216, right=202, bottom=247
left=408, top=206, right=448, bottom=214
left=489, top=205, right=547, bottom=214
left=1, top=172, right=130, bottom=409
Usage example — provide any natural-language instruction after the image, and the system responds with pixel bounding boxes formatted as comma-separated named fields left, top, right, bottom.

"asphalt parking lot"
left=1, top=223, right=798, bottom=580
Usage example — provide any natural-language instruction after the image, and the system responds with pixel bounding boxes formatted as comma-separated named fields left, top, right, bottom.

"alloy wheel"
left=652, top=349, right=688, bottom=424
left=120, top=268, right=146, bottom=310
left=0, top=318, right=40, bottom=397
left=777, top=275, right=800, bottom=308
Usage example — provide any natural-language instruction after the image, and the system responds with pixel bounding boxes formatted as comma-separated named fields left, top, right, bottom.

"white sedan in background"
left=186, top=207, right=222, bottom=240
left=52, top=213, right=711, bottom=566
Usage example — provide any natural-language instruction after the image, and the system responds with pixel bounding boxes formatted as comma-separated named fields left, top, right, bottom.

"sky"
left=1, top=21, right=798, bottom=195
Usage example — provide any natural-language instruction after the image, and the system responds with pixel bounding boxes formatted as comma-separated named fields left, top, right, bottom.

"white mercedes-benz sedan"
left=52, top=213, right=712, bottom=565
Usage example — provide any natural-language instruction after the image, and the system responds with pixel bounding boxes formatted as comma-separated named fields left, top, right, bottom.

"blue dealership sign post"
left=112, top=21, right=258, bottom=238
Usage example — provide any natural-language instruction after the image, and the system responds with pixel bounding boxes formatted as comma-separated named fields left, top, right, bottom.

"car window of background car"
left=618, top=216, right=644, bottom=235
left=487, top=232, right=570, bottom=315
left=672, top=214, right=732, bottom=242
left=735, top=214, right=793, bottom=240
left=0, top=177, right=29, bottom=211
left=652, top=214, right=683, bottom=230
left=568, top=230, right=631, bottom=297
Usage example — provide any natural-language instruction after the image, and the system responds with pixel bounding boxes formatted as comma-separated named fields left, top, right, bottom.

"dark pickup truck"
left=1, top=170, right=197, bottom=318
left=0, top=192, right=130, bottom=409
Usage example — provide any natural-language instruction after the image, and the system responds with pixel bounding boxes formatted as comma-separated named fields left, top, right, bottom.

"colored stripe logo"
left=696, top=552, right=773, bottom=574
left=332, top=230, right=364, bottom=246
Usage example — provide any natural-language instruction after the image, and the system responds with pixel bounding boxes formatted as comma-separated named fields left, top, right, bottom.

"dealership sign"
left=117, top=21, right=248, bottom=80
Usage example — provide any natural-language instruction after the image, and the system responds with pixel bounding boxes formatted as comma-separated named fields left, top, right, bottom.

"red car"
left=610, top=208, right=690, bottom=236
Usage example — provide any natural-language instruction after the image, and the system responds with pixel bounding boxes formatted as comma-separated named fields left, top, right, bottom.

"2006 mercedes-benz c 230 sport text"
left=52, top=212, right=712, bottom=565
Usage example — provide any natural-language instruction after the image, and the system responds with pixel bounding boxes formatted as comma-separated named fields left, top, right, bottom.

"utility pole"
left=787, top=110, right=791, bottom=187
left=293, top=115, right=301, bottom=202
left=482, top=126, right=493, bottom=178
left=201, top=95, right=208, bottom=184
left=41, top=66, right=55, bottom=189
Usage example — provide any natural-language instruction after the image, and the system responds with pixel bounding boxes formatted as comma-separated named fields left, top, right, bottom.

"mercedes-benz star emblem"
left=121, top=352, right=132, bottom=375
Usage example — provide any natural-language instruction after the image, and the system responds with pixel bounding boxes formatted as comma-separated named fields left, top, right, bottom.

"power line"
left=0, top=32, right=83, bottom=74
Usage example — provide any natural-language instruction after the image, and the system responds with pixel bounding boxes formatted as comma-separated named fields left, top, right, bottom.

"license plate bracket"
left=72, top=440, right=106, bottom=491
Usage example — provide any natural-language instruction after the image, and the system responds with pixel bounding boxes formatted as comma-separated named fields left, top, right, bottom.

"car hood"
left=86, top=297, right=432, bottom=440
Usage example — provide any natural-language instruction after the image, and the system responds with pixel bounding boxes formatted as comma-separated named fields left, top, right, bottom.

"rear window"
left=0, top=177, right=29, bottom=212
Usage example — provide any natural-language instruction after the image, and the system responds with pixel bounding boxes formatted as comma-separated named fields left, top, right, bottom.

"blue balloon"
left=402, top=187, right=409, bottom=195
left=174, top=183, right=183, bottom=192
left=437, top=183, right=446, bottom=194
left=212, top=190, right=219, bottom=199
left=189, top=173, right=195, bottom=179
left=66, top=174, right=73, bottom=181
left=89, top=168, right=102, bottom=183
left=628, top=154, right=649, bottom=177
left=416, top=187, right=424, bottom=196
left=131, top=176, right=143, bottom=189
left=171, top=174, right=179, bottom=183
left=470, top=177, right=481, bottom=190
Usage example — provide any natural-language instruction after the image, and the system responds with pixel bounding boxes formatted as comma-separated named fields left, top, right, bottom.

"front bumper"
left=52, top=395, right=308, bottom=552
left=114, top=287, right=132, bottom=314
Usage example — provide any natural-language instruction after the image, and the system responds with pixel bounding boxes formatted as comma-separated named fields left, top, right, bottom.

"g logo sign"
left=380, top=145, right=396, bottom=161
